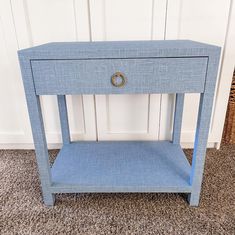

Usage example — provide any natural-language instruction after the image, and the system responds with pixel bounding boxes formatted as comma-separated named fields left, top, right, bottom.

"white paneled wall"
left=90, top=0, right=165, bottom=141
left=0, top=0, right=235, bottom=149
left=165, top=0, right=233, bottom=148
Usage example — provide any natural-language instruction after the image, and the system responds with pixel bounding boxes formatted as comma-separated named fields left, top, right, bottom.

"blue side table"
left=18, top=40, right=221, bottom=206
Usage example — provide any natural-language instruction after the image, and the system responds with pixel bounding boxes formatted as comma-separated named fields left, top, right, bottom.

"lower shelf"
left=50, top=141, right=192, bottom=193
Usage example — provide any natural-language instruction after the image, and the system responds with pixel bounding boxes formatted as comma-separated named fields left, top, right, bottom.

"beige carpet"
left=0, top=145, right=234, bottom=235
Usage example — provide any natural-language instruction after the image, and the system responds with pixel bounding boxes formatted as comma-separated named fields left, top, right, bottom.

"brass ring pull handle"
left=111, top=72, right=127, bottom=88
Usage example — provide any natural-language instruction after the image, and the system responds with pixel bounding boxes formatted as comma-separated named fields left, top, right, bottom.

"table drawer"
left=31, top=57, right=208, bottom=95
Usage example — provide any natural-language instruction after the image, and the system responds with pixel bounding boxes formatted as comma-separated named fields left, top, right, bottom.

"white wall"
left=0, top=0, right=235, bottom=149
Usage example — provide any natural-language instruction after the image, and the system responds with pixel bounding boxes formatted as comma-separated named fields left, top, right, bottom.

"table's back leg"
left=18, top=56, right=55, bottom=206
left=172, top=93, right=185, bottom=144
left=57, top=95, right=70, bottom=144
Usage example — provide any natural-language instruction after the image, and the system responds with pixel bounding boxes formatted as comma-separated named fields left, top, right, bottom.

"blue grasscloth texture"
left=31, top=57, right=207, bottom=95
left=18, top=40, right=221, bottom=206
left=51, top=141, right=191, bottom=192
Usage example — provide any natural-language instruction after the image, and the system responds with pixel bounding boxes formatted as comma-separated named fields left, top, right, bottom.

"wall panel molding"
left=0, top=0, right=234, bottom=148
left=0, top=0, right=96, bottom=148
left=164, top=0, right=232, bottom=147
left=89, top=0, right=166, bottom=141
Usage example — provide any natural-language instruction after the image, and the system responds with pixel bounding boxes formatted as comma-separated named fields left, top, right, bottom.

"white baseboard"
left=0, top=131, right=220, bottom=149
left=0, top=141, right=218, bottom=150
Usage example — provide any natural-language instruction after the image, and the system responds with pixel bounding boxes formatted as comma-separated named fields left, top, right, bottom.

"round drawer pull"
left=111, top=72, right=127, bottom=88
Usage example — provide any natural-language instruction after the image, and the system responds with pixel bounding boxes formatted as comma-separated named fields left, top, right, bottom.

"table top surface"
left=18, top=40, right=220, bottom=59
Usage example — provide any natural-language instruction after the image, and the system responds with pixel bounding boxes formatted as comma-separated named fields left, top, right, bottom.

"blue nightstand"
left=18, top=40, right=221, bottom=206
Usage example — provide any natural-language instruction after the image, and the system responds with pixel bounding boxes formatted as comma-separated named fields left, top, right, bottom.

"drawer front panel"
left=31, top=57, right=208, bottom=95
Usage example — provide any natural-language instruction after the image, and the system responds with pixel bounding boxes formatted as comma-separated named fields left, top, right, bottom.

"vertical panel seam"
left=147, top=94, right=151, bottom=133
left=177, top=0, right=183, bottom=38
left=164, top=0, right=168, bottom=40
left=150, top=1, right=155, bottom=137
left=87, top=0, right=92, bottom=41
left=103, top=0, right=107, bottom=40
left=22, top=0, right=33, bottom=46
left=93, top=95, right=99, bottom=141
left=106, top=95, right=111, bottom=133
left=72, top=0, right=79, bottom=40
left=9, top=0, right=20, bottom=49
left=81, top=95, right=87, bottom=134
left=150, top=0, right=155, bottom=40
left=158, top=0, right=168, bottom=140
left=73, top=0, right=89, bottom=137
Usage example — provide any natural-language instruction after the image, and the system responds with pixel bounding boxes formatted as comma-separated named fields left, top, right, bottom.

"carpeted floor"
left=0, top=145, right=234, bottom=235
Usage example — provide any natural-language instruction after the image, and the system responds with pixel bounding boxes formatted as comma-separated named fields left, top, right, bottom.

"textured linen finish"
left=18, top=40, right=220, bottom=59
left=18, top=40, right=221, bottom=206
left=31, top=57, right=208, bottom=95
left=51, top=141, right=191, bottom=192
